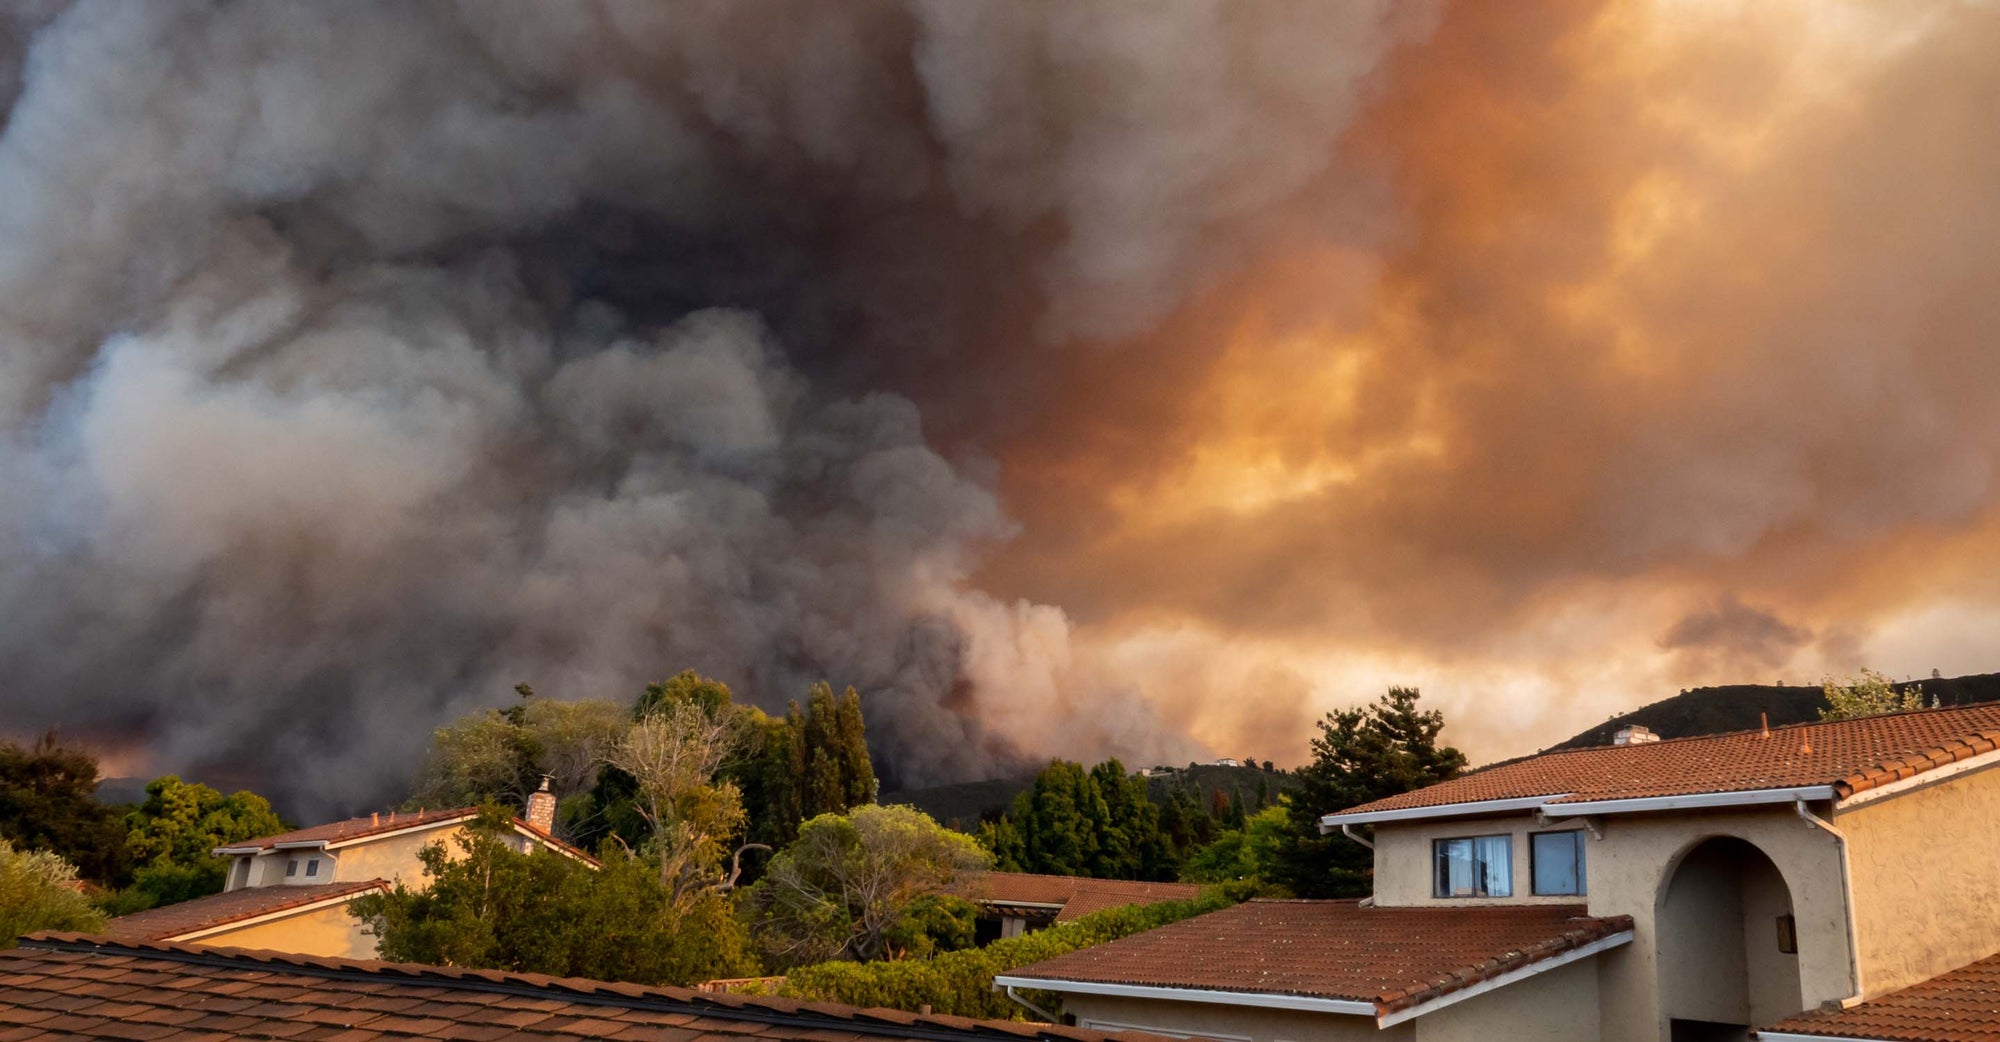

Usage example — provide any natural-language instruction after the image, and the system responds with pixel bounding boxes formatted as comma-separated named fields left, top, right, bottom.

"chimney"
left=526, top=776, right=556, bottom=834
left=1760, top=713, right=1770, bottom=738
left=371, top=812, right=380, bottom=827
left=1613, top=725, right=1659, bottom=746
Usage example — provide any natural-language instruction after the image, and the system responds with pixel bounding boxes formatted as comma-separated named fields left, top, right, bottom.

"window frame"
left=284, top=857, right=298, bottom=878
left=1529, top=829, right=1587, bottom=896
left=304, top=857, right=320, bottom=878
left=1431, top=834, right=1514, bottom=899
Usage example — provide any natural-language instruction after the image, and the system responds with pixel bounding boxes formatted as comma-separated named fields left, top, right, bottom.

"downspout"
left=1341, top=824, right=1374, bottom=850
left=1795, top=799, right=1865, bottom=1008
left=1000, top=985, right=1060, bottom=1023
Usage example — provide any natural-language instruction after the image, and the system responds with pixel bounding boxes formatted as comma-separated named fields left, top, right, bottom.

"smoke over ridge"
left=0, top=0, right=1420, bottom=809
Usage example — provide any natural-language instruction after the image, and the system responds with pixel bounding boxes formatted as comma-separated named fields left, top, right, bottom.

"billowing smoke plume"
left=0, top=0, right=1422, bottom=810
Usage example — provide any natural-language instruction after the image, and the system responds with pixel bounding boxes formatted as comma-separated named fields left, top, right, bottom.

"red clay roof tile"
left=949, top=873, right=1204, bottom=922
left=1758, top=949, right=2000, bottom=1040
left=100, top=882, right=388, bottom=943
left=1001, top=899, right=1633, bottom=1015
left=0, top=935, right=1170, bottom=1042
left=1343, top=703, right=2000, bottom=817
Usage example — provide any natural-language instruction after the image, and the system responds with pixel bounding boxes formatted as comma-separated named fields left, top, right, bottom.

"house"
left=1000, top=704, right=2000, bottom=1041
left=0, top=932, right=1165, bottom=1042
left=102, top=783, right=588, bottom=959
left=953, top=871, right=1204, bottom=942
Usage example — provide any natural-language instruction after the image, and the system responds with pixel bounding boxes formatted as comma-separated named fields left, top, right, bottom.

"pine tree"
left=834, top=686, right=877, bottom=808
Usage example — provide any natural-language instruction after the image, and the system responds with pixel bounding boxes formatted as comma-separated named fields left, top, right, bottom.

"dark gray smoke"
left=0, top=0, right=1419, bottom=812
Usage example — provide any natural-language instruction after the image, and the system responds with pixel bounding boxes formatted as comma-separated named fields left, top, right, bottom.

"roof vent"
left=1613, top=725, right=1659, bottom=746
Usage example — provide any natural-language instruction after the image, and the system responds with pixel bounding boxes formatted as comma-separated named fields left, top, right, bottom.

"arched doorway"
left=1657, top=837, right=1803, bottom=1041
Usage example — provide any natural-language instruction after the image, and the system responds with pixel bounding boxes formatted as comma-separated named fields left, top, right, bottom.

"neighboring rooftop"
left=101, top=880, right=387, bottom=943
left=216, top=806, right=480, bottom=852
left=2, top=933, right=1155, bottom=1042
left=1554, top=671, right=2000, bottom=751
left=1759, top=949, right=2000, bottom=1041
left=1332, top=703, right=2000, bottom=821
left=996, top=899, right=1633, bottom=1018
left=953, top=872, right=1204, bottom=922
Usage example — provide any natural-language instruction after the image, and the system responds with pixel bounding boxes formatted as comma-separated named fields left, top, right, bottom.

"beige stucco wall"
left=1371, top=816, right=1593, bottom=907
left=1056, top=953, right=1602, bottom=1042
left=187, top=900, right=379, bottom=960
left=1062, top=994, right=1405, bottom=1042
left=1838, top=760, right=2000, bottom=996
left=1413, top=955, right=1601, bottom=1042
left=331, top=825, right=473, bottom=885
left=1372, top=804, right=1849, bottom=1042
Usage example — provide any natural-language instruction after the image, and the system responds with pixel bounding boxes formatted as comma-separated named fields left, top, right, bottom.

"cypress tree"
left=834, top=686, right=876, bottom=807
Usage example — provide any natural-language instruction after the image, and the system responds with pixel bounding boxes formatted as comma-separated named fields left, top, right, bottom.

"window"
left=1531, top=830, right=1587, bottom=895
left=1433, top=835, right=1512, bottom=897
left=304, top=858, right=319, bottom=878
left=285, top=858, right=298, bottom=877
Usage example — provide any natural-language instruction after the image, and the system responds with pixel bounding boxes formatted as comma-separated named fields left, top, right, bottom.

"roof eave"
left=1325, top=785, right=1842, bottom=827
left=1320, top=795, right=1561, bottom=830
left=988, top=975, right=1376, bottom=1016
left=1374, top=929, right=1634, bottom=1027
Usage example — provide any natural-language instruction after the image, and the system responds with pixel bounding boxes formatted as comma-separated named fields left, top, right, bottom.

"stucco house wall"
left=1371, top=804, right=1850, bottom=1042
left=186, top=901, right=378, bottom=960
left=1413, top=955, right=1601, bottom=1041
left=1838, top=759, right=2000, bottom=996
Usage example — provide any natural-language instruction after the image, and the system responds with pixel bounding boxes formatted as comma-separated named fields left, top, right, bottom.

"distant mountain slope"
left=1552, top=671, right=2000, bottom=751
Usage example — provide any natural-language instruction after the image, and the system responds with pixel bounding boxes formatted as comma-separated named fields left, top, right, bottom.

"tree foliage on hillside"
left=977, top=758, right=1180, bottom=881
left=0, top=839, right=105, bottom=944
left=410, top=690, right=629, bottom=828
left=1271, top=687, right=1466, bottom=898
left=750, top=804, right=987, bottom=966
left=1179, top=803, right=1290, bottom=884
left=0, top=734, right=130, bottom=885
left=1820, top=669, right=1934, bottom=721
left=348, top=808, right=755, bottom=985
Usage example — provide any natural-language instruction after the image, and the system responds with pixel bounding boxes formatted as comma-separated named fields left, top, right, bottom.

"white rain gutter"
left=1320, top=795, right=1559, bottom=830
left=1538, top=785, right=1839, bottom=818
left=1756, top=1034, right=1892, bottom=1042
left=998, top=985, right=1060, bottom=1023
left=1339, top=824, right=1373, bottom=850
left=1795, top=799, right=1866, bottom=1009
left=988, top=977, right=1376, bottom=1017
left=1374, top=930, right=1634, bottom=1027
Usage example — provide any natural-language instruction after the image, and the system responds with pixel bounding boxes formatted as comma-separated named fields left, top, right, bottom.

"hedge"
left=779, top=881, right=1258, bottom=1018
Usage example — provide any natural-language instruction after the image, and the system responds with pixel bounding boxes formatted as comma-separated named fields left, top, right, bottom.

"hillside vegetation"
left=1554, top=671, right=2000, bottom=750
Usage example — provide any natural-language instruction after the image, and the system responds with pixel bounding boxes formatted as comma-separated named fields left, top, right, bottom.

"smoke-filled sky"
left=3, top=0, right=1996, bottom=813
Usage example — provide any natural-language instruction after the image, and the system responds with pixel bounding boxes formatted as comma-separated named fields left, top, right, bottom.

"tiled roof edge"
left=1835, top=730, right=2000, bottom=799
left=14, top=933, right=1115, bottom=1042
left=1375, top=914, right=1635, bottom=1013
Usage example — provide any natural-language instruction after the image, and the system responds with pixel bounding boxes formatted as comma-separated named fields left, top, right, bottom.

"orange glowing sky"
left=972, top=0, right=2000, bottom=765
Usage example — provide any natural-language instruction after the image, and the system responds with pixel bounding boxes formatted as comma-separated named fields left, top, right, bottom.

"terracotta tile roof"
left=999, top=899, right=1633, bottom=1015
left=221, top=807, right=481, bottom=850
left=951, top=872, right=1205, bottom=922
left=1342, top=703, right=2000, bottom=817
left=1759, top=950, right=2000, bottom=1040
left=1, top=934, right=1155, bottom=1042
left=101, top=881, right=389, bottom=942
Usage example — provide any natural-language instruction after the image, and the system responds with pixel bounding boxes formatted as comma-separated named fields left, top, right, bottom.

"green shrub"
left=780, top=881, right=1258, bottom=1018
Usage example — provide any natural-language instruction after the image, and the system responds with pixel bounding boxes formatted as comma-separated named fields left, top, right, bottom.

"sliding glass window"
left=1432, top=835, right=1513, bottom=898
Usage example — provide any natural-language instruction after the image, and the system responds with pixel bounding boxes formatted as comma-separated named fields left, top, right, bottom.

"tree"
left=980, top=759, right=1177, bottom=881
left=1271, top=687, right=1466, bottom=898
left=0, top=734, right=130, bottom=885
left=1180, top=804, right=1290, bottom=884
left=603, top=695, right=745, bottom=905
left=1820, top=669, right=1934, bottom=721
left=751, top=804, right=989, bottom=966
left=0, top=839, right=105, bottom=944
left=410, top=693, right=627, bottom=832
left=348, top=808, right=755, bottom=985
left=114, top=776, right=285, bottom=911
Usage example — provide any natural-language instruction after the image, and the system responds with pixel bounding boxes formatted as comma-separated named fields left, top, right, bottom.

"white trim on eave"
left=167, top=885, right=388, bottom=943
left=323, top=813, right=479, bottom=851
left=1319, top=795, right=1562, bottom=830
left=1835, top=746, right=2000, bottom=811
left=1752, top=1024, right=1888, bottom=1032
left=1539, top=786, right=1838, bottom=818
left=1374, top=930, right=1633, bottom=1027
left=987, top=977, right=1376, bottom=1016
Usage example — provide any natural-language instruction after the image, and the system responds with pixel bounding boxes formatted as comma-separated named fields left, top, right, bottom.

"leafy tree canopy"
left=0, top=839, right=105, bottom=944
left=0, top=734, right=129, bottom=885
left=1271, top=687, right=1466, bottom=898
left=348, top=807, right=756, bottom=986
left=1179, top=803, right=1290, bottom=884
left=113, top=775, right=286, bottom=912
left=978, top=758, right=1176, bottom=881
left=1820, top=669, right=1935, bottom=721
left=750, top=804, right=987, bottom=966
